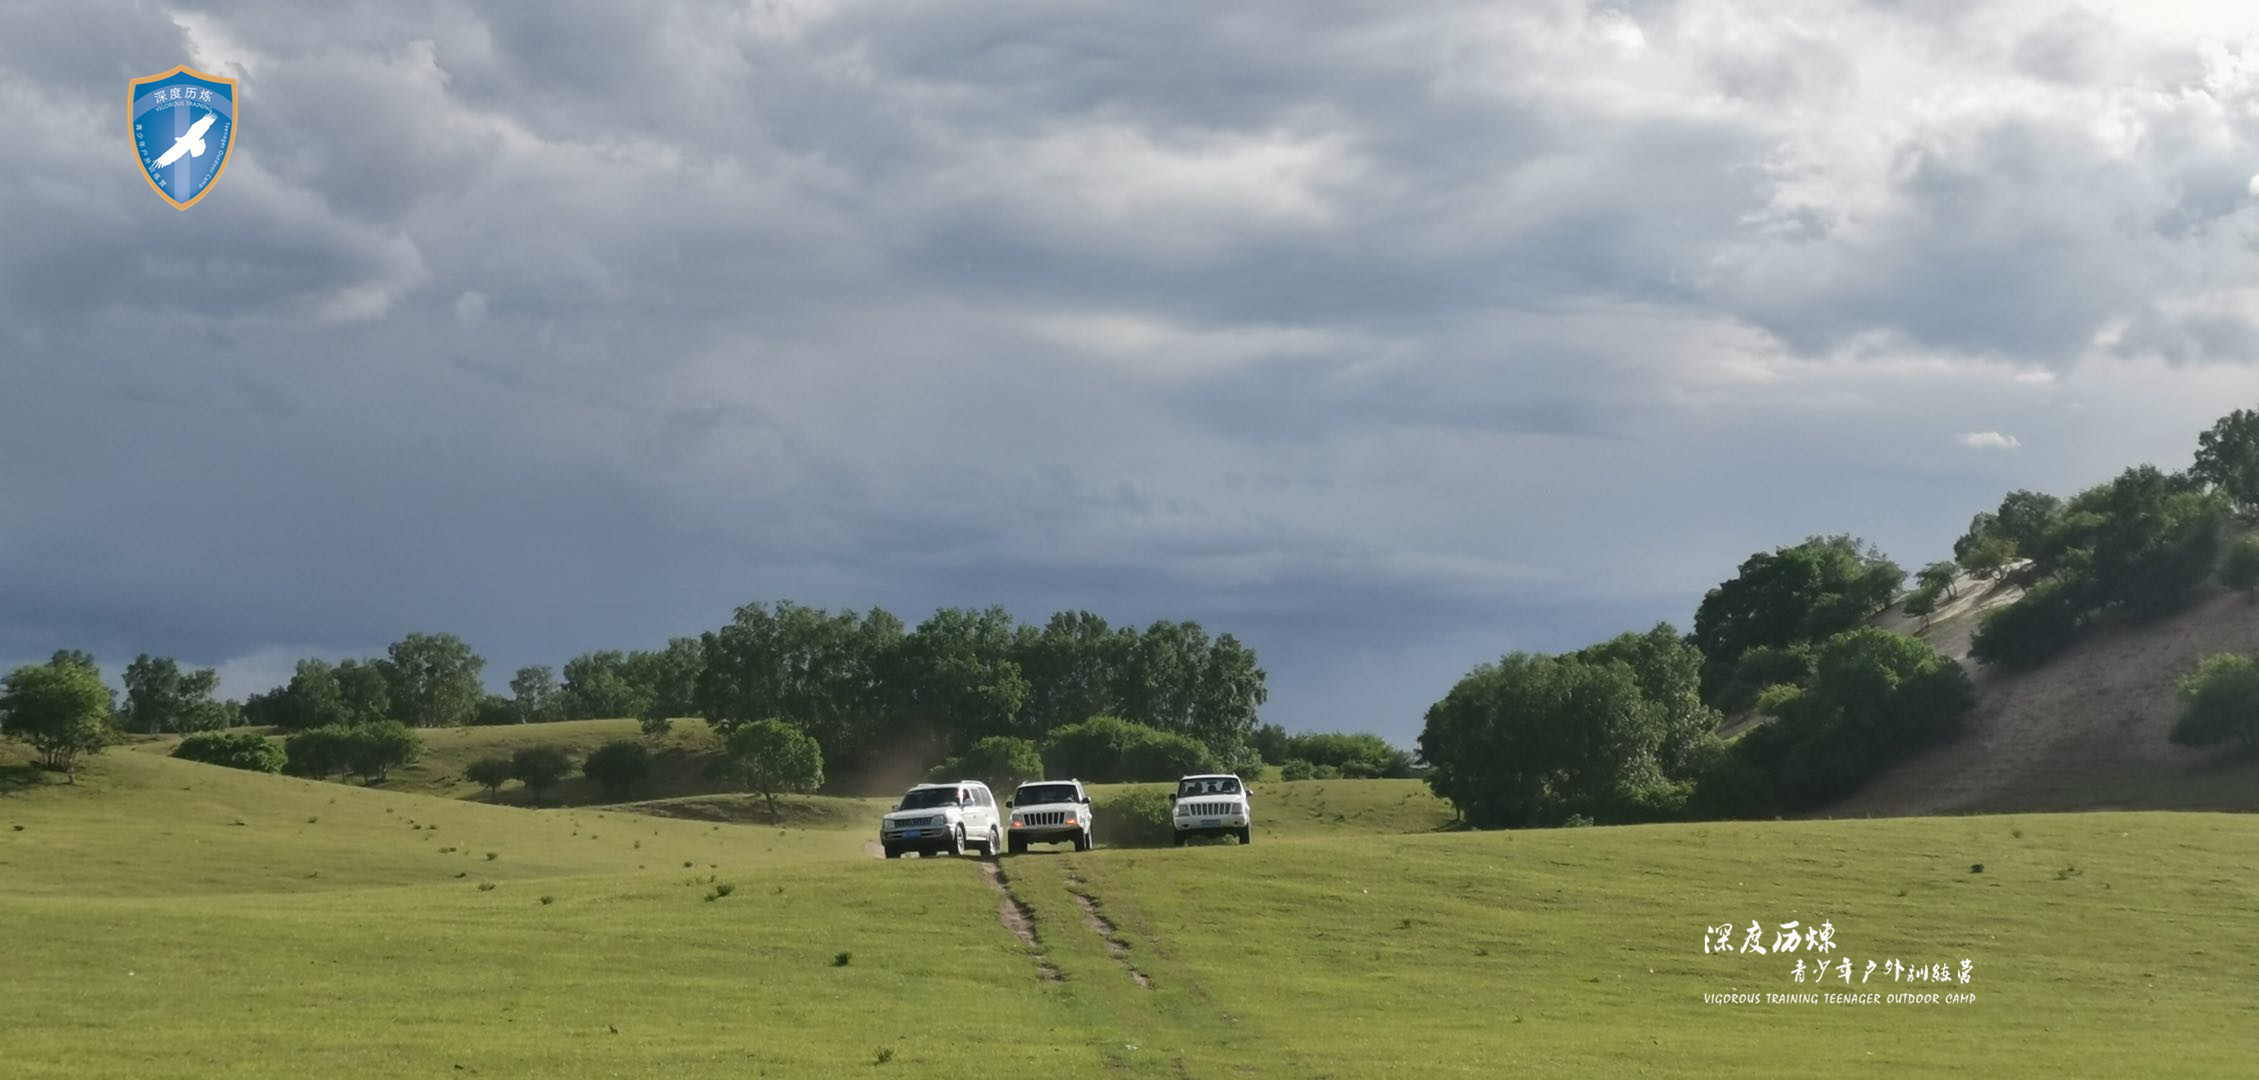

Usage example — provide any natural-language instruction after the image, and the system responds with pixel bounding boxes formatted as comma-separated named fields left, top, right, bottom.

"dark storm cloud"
left=6, top=0, right=2259, bottom=743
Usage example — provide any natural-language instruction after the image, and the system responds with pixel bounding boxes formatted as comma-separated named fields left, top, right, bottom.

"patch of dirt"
left=979, top=863, right=1061, bottom=981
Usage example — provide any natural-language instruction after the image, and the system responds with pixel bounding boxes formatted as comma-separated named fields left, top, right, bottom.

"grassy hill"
left=1834, top=574, right=2259, bottom=817
left=9, top=747, right=2259, bottom=1076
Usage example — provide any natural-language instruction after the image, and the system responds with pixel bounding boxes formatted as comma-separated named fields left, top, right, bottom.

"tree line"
left=1418, top=403, right=2259, bottom=828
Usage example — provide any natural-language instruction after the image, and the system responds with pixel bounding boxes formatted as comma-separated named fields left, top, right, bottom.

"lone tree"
left=0, top=662, right=114, bottom=780
left=508, top=665, right=559, bottom=724
left=582, top=739, right=652, bottom=800
left=710, top=718, right=825, bottom=823
left=2170, top=653, right=2259, bottom=754
left=2194, top=407, right=2259, bottom=514
left=345, top=721, right=424, bottom=784
left=509, top=745, right=574, bottom=804
left=464, top=756, right=513, bottom=800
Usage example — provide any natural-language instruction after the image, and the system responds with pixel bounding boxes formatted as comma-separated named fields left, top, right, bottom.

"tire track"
left=1064, top=869, right=1154, bottom=990
left=979, top=862, right=1062, bottom=982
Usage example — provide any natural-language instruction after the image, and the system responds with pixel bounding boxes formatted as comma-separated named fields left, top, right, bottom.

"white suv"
left=880, top=781, right=1003, bottom=859
left=1170, top=773, right=1253, bottom=846
left=1006, top=779, right=1094, bottom=854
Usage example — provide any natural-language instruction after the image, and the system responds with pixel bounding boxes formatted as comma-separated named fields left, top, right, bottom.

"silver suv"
left=1006, top=779, right=1094, bottom=854
left=880, top=781, right=1003, bottom=858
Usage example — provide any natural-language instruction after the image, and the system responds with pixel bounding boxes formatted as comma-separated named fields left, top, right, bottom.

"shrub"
left=1279, top=758, right=1335, bottom=781
left=283, top=726, right=351, bottom=779
left=1970, top=578, right=2089, bottom=669
left=464, top=756, right=512, bottom=800
left=582, top=739, right=653, bottom=800
left=510, top=745, right=574, bottom=802
left=2222, top=536, right=2259, bottom=599
left=1041, top=716, right=1220, bottom=783
left=0, top=663, right=114, bottom=778
left=1091, top=789, right=1175, bottom=847
left=172, top=732, right=285, bottom=773
left=1742, top=628, right=1975, bottom=809
left=2169, top=652, right=2259, bottom=753
left=471, top=694, right=516, bottom=727
left=1276, top=732, right=1416, bottom=778
left=926, top=736, right=1044, bottom=793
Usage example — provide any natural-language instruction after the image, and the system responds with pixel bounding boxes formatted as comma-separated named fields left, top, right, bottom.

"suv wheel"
left=1008, top=834, right=1027, bottom=855
left=985, top=826, right=1002, bottom=858
left=1237, top=826, right=1252, bottom=845
left=1172, top=832, right=1186, bottom=847
left=1075, top=829, right=1092, bottom=852
left=883, top=846, right=901, bottom=859
left=948, top=825, right=966, bottom=857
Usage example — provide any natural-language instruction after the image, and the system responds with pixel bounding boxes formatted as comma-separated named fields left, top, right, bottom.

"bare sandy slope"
left=1832, top=576, right=2259, bottom=817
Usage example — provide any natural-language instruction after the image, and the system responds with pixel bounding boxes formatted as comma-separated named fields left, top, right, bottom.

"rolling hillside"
left=7, top=748, right=2259, bottom=1076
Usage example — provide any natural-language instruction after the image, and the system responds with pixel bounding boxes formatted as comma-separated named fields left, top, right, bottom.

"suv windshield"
left=897, top=787, right=962, bottom=810
left=1178, top=777, right=1241, bottom=797
left=1016, top=784, right=1080, bottom=806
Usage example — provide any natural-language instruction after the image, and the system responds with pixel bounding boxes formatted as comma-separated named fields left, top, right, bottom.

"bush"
left=465, top=756, right=512, bottom=799
left=1279, top=758, right=1338, bottom=781
left=926, top=735, right=1044, bottom=793
left=510, top=745, right=574, bottom=802
left=1040, top=716, right=1221, bottom=783
left=1970, top=578, right=2089, bottom=669
left=2222, top=536, right=2259, bottom=599
left=2169, top=653, right=2259, bottom=753
left=1091, top=789, right=1176, bottom=846
left=1276, top=732, right=1416, bottom=778
left=283, top=726, right=351, bottom=779
left=172, top=732, right=285, bottom=773
left=582, top=740, right=653, bottom=800
left=471, top=694, right=516, bottom=727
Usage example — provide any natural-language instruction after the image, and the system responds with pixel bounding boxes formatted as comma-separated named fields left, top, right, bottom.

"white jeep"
left=879, top=781, right=1003, bottom=859
left=1006, top=779, right=1094, bottom=854
left=1170, top=773, right=1253, bottom=846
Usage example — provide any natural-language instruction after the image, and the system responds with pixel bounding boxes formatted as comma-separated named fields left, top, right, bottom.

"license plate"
left=897, top=829, right=921, bottom=838
left=1200, top=818, right=1221, bottom=827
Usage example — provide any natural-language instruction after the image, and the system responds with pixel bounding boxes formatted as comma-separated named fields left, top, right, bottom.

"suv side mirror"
left=1167, top=793, right=1178, bottom=803
left=1003, top=800, right=1014, bottom=809
left=1081, top=795, right=1092, bottom=804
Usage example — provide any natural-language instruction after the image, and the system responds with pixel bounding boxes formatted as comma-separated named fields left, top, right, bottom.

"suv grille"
left=1021, top=811, right=1069, bottom=827
left=1183, top=801, right=1237, bottom=816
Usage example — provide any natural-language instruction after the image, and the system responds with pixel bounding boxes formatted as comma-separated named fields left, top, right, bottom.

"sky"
left=7, top=0, right=2259, bottom=745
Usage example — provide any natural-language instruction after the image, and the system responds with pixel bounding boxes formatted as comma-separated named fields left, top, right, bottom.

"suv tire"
left=1237, top=826, right=1252, bottom=845
left=1075, top=829, right=1093, bottom=852
left=1008, top=834, right=1027, bottom=855
left=1172, top=832, right=1186, bottom=847
left=985, top=826, right=1002, bottom=858
left=949, top=825, right=966, bottom=857
left=883, top=846, right=901, bottom=859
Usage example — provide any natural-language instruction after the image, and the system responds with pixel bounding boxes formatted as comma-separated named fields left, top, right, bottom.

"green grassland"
left=8, top=747, right=2259, bottom=1076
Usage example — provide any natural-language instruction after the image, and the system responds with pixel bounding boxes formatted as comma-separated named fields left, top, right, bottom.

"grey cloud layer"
left=6, top=0, right=2259, bottom=741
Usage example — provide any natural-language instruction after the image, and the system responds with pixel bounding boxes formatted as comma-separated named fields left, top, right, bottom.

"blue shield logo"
left=131, top=65, right=238, bottom=210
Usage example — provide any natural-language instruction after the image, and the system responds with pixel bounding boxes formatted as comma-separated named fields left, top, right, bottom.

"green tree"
left=2222, top=535, right=2259, bottom=600
left=891, top=606, right=1030, bottom=746
left=0, top=662, right=114, bottom=779
left=508, top=665, right=559, bottom=724
left=1573, top=623, right=1722, bottom=779
left=709, top=718, right=824, bottom=822
left=2194, top=407, right=2259, bottom=512
left=2169, top=653, right=2259, bottom=753
left=622, top=637, right=704, bottom=724
left=694, top=602, right=903, bottom=769
left=345, top=721, right=423, bottom=783
left=1915, top=561, right=1961, bottom=601
left=283, top=726, right=352, bottom=779
left=581, top=739, right=653, bottom=800
left=509, top=745, right=573, bottom=803
left=1251, top=722, right=1294, bottom=765
left=927, top=735, right=1044, bottom=793
left=1691, top=535, right=1904, bottom=704
left=2077, top=465, right=2225, bottom=617
left=1736, top=629, right=1974, bottom=808
left=378, top=633, right=485, bottom=728
left=1275, top=732, right=1417, bottom=778
left=1993, top=490, right=2065, bottom=556
left=1904, top=584, right=1942, bottom=628
left=464, top=756, right=512, bottom=800
left=122, top=655, right=231, bottom=734
left=1012, top=611, right=1124, bottom=735
left=1189, top=632, right=1268, bottom=759
left=1416, top=652, right=1679, bottom=828
left=560, top=651, right=650, bottom=721
left=334, top=659, right=392, bottom=725
left=1958, top=534, right=2016, bottom=582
